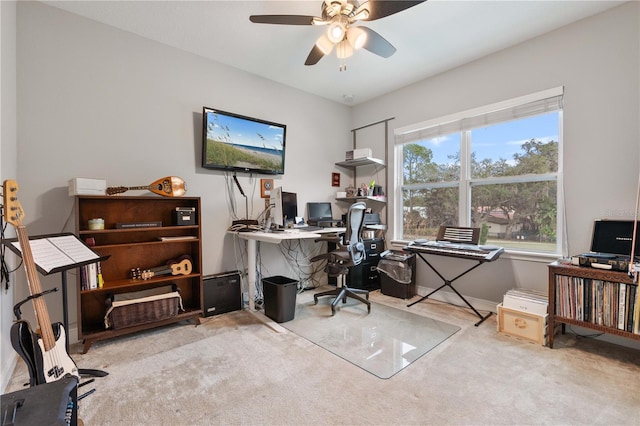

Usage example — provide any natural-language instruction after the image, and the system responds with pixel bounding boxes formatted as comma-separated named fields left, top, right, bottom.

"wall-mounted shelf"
left=336, top=118, right=393, bottom=241
left=336, top=196, right=387, bottom=204
left=335, top=157, right=386, bottom=169
left=335, top=157, right=387, bottom=206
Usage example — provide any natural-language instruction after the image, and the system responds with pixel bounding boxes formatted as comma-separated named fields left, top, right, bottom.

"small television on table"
left=202, top=107, right=286, bottom=175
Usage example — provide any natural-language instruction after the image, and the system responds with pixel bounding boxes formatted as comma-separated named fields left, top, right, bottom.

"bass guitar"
left=106, top=176, right=186, bottom=197
left=131, top=256, right=193, bottom=280
left=3, top=179, right=79, bottom=386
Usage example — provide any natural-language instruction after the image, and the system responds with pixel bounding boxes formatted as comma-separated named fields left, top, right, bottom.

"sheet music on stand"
left=10, top=234, right=100, bottom=274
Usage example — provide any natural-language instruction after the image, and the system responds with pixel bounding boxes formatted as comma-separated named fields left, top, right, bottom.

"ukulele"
left=3, top=179, right=79, bottom=386
left=106, top=176, right=186, bottom=197
left=131, top=256, right=193, bottom=280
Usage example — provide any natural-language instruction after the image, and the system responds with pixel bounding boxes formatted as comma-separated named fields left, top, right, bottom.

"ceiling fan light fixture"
left=315, top=33, right=335, bottom=55
left=347, top=26, right=367, bottom=49
left=336, top=39, right=354, bottom=59
left=249, top=0, right=424, bottom=68
left=327, top=19, right=346, bottom=43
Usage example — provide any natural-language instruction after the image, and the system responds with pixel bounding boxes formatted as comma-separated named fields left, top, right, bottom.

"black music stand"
left=3, top=232, right=109, bottom=378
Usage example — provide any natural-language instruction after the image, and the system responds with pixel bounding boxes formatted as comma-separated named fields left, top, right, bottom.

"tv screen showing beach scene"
left=202, top=107, right=286, bottom=175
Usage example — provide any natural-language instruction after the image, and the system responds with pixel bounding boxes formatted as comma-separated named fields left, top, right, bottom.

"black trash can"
left=262, top=276, right=298, bottom=323
left=378, top=252, right=416, bottom=299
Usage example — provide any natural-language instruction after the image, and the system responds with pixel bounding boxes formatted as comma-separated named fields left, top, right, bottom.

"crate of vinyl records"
left=497, top=288, right=549, bottom=345
left=104, top=284, right=183, bottom=329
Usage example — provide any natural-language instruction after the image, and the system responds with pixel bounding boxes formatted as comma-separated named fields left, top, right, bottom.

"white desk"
left=234, top=228, right=345, bottom=311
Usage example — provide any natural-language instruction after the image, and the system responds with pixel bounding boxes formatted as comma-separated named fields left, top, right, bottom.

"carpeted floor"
left=5, top=289, right=640, bottom=425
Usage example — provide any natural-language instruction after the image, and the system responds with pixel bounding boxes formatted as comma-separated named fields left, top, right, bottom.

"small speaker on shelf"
left=202, top=271, right=242, bottom=317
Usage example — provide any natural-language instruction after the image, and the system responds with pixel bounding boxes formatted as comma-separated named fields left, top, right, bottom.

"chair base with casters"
left=313, top=284, right=371, bottom=316
left=311, top=252, right=371, bottom=316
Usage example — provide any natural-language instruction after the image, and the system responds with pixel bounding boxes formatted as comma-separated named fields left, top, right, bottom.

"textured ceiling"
left=43, top=1, right=624, bottom=105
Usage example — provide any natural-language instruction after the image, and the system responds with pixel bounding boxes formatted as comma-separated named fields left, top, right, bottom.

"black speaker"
left=203, top=271, right=242, bottom=317
left=1, top=374, right=78, bottom=425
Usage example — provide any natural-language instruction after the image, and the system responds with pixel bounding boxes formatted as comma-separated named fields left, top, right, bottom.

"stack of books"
left=80, top=261, right=103, bottom=290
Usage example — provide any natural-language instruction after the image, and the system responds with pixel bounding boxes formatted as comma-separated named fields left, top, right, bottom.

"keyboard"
left=405, top=242, right=504, bottom=262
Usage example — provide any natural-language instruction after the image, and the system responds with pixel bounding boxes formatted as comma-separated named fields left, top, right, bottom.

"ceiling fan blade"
left=362, top=0, right=426, bottom=21
left=249, top=15, right=316, bottom=25
left=360, top=27, right=396, bottom=58
left=304, top=44, right=326, bottom=66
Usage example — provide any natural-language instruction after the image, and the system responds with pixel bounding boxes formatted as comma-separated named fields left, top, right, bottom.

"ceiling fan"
left=249, top=0, right=425, bottom=69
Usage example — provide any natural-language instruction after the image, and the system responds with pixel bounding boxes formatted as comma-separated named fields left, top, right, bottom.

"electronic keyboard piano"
left=404, top=241, right=504, bottom=262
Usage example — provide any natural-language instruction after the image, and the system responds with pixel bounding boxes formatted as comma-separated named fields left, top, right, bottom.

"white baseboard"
left=414, top=284, right=498, bottom=314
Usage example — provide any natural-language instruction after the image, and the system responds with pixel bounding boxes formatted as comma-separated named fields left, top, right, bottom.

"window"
left=395, top=88, right=563, bottom=254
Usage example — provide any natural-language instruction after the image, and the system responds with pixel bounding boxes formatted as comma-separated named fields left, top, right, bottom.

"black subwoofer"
left=202, top=271, right=242, bottom=317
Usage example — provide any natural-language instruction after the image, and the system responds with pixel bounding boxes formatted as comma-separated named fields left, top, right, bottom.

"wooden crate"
left=497, top=303, right=548, bottom=345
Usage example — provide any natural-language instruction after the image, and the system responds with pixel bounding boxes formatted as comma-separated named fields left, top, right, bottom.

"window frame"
left=392, top=88, right=565, bottom=257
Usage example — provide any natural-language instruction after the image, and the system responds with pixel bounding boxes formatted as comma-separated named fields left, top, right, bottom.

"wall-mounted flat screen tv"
left=202, top=107, right=286, bottom=175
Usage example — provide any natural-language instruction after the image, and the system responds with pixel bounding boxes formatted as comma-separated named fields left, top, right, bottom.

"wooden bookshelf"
left=75, top=195, right=202, bottom=353
left=548, top=262, right=639, bottom=348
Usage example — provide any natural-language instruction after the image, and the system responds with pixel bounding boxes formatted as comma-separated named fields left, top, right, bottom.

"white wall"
left=353, top=2, right=640, bottom=307
left=12, top=2, right=352, bottom=340
left=1, top=0, right=18, bottom=392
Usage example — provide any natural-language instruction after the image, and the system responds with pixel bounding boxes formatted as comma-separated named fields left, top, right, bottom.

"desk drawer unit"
left=346, top=238, right=385, bottom=290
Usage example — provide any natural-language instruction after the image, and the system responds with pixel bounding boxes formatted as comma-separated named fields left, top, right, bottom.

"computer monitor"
left=269, top=187, right=297, bottom=228
left=282, top=192, right=297, bottom=226
left=307, top=202, right=333, bottom=226
left=269, top=187, right=284, bottom=227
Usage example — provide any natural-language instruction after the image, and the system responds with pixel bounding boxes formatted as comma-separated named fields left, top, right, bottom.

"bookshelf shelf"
left=547, top=262, right=639, bottom=348
left=79, top=273, right=201, bottom=294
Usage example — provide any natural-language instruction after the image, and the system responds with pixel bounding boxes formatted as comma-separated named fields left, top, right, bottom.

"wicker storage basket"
left=105, top=285, right=183, bottom=329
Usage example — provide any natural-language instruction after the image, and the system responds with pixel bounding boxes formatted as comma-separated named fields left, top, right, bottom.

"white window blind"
left=395, top=87, right=564, bottom=144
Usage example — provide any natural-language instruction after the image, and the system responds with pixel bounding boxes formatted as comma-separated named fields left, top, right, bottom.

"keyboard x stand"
left=405, top=248, right=496, bottom=326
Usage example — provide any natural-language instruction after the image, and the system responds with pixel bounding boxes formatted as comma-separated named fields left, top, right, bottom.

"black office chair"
left=311, top=202, right=371, bottom=315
